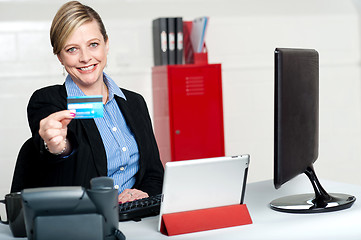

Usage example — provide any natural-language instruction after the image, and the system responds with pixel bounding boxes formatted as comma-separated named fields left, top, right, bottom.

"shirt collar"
left=65, top=72, right=126, bottom=101
left=103, top=72, right=126, bottom=101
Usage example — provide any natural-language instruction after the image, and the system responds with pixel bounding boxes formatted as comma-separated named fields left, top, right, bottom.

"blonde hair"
left=50, top=1, right=108, bottom=55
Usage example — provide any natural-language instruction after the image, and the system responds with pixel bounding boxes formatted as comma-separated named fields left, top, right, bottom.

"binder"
left=167, top=18, right=176, bottom=65
left=152, top=18, right=168, bottom=66
left=175, top=17, right=183, bottom=64
left=183, top=21, right=193, bottom=64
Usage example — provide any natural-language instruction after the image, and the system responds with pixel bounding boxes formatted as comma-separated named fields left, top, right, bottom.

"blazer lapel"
left=79, top=119, right=107, bottom=175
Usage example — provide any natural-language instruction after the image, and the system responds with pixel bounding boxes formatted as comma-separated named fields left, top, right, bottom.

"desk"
left=1, top=177, right=360, bottom=239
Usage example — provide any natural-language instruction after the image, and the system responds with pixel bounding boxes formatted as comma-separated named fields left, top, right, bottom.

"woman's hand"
left=118, top=189, right=149, bottom=203
left=39, top=110, right=76, bottom=154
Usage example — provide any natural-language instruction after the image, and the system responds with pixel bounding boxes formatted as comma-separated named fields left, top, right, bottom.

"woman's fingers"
left=118, top=189, right=149, bottom=203
left=39, top=110, right=76, bottom=153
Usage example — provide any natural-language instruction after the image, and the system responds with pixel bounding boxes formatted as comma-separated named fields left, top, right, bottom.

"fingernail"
left=70, top=110, right=76, bottom=117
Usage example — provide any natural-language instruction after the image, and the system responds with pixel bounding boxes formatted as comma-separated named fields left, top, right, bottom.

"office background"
left=0, top=0, right=360, bottom=200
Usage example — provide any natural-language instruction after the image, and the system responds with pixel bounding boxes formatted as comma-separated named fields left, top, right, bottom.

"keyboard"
left=118, top=194, right=162, bottom=221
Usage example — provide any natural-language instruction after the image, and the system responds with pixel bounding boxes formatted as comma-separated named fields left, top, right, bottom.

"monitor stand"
left=270, top=166, right=356, bottom=213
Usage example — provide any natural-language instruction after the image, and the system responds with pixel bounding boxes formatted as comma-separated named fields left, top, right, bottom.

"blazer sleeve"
left=27, top=85, right=69, bottom=158
left=27, top=85, right=107, bottom=188
left=27, top=85, right=80, bottom=168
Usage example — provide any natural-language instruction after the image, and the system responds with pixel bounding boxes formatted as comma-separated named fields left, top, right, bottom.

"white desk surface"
left=1, top=177, right=360, bottom=240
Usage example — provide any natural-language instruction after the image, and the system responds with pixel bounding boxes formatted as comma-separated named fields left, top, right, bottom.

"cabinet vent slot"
left=185, top=76, right=205, bottom=96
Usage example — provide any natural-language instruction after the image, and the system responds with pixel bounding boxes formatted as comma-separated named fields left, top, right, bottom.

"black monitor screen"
left=274, top=48, right=319, bottom=189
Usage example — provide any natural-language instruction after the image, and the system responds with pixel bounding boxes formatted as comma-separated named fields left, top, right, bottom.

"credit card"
left=67, top=95, right=103, bottom=119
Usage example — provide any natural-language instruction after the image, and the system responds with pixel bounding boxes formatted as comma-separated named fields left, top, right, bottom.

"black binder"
left=167, top=18, right=176, bottom=65
left=175, top=17, right=183, bottom=64
left=152, top=18, right=168, bottom=66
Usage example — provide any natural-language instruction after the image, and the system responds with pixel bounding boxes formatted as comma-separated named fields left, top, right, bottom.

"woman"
left=26, top=1, right=164, bottom=203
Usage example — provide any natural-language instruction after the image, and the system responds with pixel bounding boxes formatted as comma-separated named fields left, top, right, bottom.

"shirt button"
left=122, top=147, right=127, bottom=152
left=120, top=167, right=125, bottom=171
left=114, top=185, right=119, bottom=189
left=112, top=127, right=117, bottom=132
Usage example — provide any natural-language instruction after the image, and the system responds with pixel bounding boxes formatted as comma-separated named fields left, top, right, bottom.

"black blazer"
left=11, top=84, right=163, bottom=196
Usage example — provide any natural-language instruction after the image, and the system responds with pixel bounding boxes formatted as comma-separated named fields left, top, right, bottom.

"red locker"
left=152, top=64, right=225, bottom=165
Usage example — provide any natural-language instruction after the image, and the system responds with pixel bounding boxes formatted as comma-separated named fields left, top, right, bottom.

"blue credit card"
left=67, top=95, right=103, bottom=119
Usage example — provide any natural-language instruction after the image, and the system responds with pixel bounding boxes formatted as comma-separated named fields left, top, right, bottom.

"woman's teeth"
left=80, top=65, right=95, bottom=71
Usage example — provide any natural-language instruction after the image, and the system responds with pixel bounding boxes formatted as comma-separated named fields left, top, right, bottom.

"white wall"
left=0, top=0, right=361, bottom=200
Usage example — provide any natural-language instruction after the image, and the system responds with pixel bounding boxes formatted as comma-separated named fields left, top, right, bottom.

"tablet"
left=158, top=154, right=250, bottom=231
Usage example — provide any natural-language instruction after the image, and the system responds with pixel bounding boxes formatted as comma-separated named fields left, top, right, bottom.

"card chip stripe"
left=67, top=97, right=103, bottom=104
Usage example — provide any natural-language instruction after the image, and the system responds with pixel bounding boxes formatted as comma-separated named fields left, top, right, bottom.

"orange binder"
left=160, top=204, right=252, bottom=236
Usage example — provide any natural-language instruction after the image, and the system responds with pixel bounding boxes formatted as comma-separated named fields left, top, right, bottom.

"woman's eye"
left=90, top=42, right=98, bottom=48
left=66, top=47, right=76, bottom=53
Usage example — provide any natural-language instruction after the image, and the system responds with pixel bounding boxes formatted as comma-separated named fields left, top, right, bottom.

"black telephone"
left=22, top=177, right=126, bottom=240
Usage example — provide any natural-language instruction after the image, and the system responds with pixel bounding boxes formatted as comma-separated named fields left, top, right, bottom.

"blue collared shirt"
left=65, top=73, right=139, bottom=194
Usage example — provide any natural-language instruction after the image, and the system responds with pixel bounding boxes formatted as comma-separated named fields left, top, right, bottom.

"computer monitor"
left=270, top=48, right=356, bottom=213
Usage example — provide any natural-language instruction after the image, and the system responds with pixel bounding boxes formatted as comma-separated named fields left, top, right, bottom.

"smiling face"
left=57, top=20, right=109, bottom=93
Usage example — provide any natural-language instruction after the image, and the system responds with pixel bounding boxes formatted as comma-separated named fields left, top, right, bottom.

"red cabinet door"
left=168, top=64, right=224, bottom=161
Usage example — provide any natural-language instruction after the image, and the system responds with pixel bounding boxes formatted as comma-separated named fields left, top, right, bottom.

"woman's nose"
left=79, top=48, right=92, bottom=63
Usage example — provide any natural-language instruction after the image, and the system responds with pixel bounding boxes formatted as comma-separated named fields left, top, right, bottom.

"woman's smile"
left=77, top=63, right=98, bottom=73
